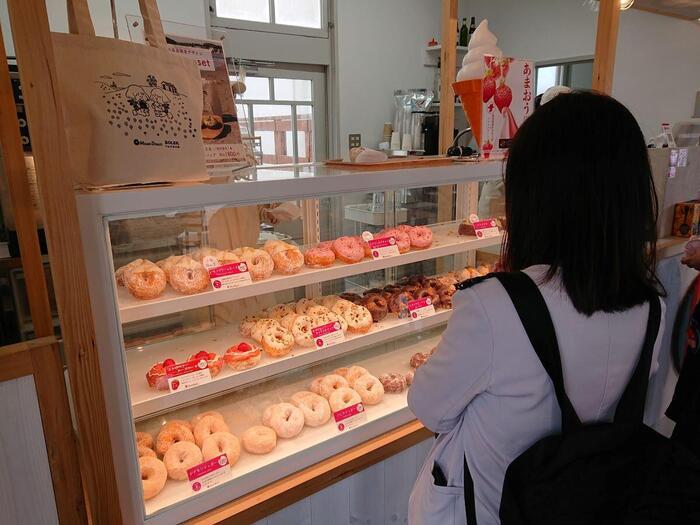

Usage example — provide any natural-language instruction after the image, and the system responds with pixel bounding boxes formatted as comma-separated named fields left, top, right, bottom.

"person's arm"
left=408, top=286, right=494, bottom=434
left=681, top=239, right=700, bottom=270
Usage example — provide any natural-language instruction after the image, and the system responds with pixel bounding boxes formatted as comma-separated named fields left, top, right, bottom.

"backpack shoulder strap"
left=614, top=295, right=662, bottom=424
left=494, top=271, right=582, bottom=432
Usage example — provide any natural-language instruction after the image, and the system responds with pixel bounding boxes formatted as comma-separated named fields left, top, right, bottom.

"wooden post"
left=6, top=0, right=122, bottom=523
left=592, top=0, right=621, bottom=94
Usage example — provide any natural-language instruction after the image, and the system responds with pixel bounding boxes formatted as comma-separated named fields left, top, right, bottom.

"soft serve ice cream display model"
left=452, top=20, right=534, bottom=159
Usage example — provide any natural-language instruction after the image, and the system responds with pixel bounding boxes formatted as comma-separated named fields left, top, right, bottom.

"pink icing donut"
left=332, top=236, right=364, bottom=264
left=378, top=229, right=410, bottom=253
left=304, top=245, right=336, bottom=268
left=409, top=226, right=433, bottom=249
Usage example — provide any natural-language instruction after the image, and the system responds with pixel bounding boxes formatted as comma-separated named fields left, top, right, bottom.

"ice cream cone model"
left=453, top=79, right=484, bottom=148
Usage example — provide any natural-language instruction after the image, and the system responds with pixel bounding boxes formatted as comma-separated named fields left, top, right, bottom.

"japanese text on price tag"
left=408, top=297, right=436, bottom=320
left=166, top=359, right=212, bottom=392
left=188, top=454, right=231, bottom=493
left=203, top=256, right=253, bottom=290
left=311, top=321, right=346, bottom=349
left=333, top=402, right=367, bottom=433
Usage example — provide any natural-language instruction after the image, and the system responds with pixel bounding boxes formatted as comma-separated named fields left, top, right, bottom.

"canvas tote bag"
left=51, top=0, right=208, bottom=187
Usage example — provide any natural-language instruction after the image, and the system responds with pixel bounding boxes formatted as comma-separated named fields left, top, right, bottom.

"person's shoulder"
left=454, top=274, right=510, bottom=314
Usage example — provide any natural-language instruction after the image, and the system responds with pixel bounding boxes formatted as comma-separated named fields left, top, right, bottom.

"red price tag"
left=408, top=297, right=436, bottom=320
left=311, top=321, right=345, bottom=349
left=187, top=454, right=231, bottom=493
left=203, top=256, right=253, bottom=290
left=165, top=359, right=211, bottom=392
left=470, top=218, right=500, bottom=239
left=333, top=402, right=367, bottom=432
left=367, top=236, right=400, bottom=260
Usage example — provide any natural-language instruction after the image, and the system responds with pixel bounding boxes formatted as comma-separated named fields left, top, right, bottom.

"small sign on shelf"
left=165, top=359, right=212, bottom=392
left=333, top=402, right=367, bottom=433
left=203, top=256, right=253, bottom=290
left=187, top=454, right=231, bottom=493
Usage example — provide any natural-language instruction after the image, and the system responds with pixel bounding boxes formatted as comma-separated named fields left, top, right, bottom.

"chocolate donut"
left=361, top=294, right=389, bottom=322
left=389, top=292, right=413, bottom=316
left=339, top=292, right=363, bottom=304
left=363, top=287, right=383, bottom=296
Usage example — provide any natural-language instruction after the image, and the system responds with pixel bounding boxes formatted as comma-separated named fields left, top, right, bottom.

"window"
left=536, top=59, right=594, bottom=95
left=212, top=0, right=328, bottom=37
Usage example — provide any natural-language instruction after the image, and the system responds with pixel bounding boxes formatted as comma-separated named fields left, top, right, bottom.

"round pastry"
left=333, top=367, right=349, bottom=378
left=202, top=431, right=241, bottom=467
left=320, top=295, right=340, bottom=309
left=339, top=292, right=363, bottom=304
left=187, top=351, right=223, bottom=377
left=379, top=372, right=407, bottom=394
left=437, top=275, right=458, bottom=288
left=138, top=444, right=156, bottom=458
left=194, top=415, right=230, bottom=448
left=269, top=303, right=295, bottom=321
left=364, top=287, right=383, bottom=296
left=155, top=423, right=195, bottom=456
left=136, top=431, right=153, bottom=449
left=191, top=410, right=225, bottom=428
left=410, top=352, right=430, bottom=369
left=261, top=325, right=295, bottom=357
left=291, top=314, right=315, bottom=347
left=361, top=294, right=388, bottom=322
left=290, top=391, right=331, bottom=427
left=330, top=298, right=355, bottom=318
left=295, top=298, right=319, bottom=315
left=408, top=226, right=433, bottom=249
left=306, top=304, right=330, bottom=317
left=310, top=376, right=325, bottom=395
left=415, top=287, right=439, bottom=309
left=389, top=292, right=413, bottom=315
left=146, top=362, right=168, bottom=390
left=264, top=240, right=304, bottom=275
left=329, top=387, right=362, bottom=412
left=264, top=403, right=305, bottom=439
left=224, top=342, right=262, bottom=370
left=280, top=312, right=298, bottom=330
left=304, top=245, right=336, bottom=268
left=317, top=374, right=349, bottom=398
left=346, top=365, right=370, bottom=386
left=476, top=264, right=491, bottom=276
left=163, top=419, right=194, bottom=433
left=163, top=441, right=203, bottom=481
left=332, top=236, right=364, bottom=264
left=115, top=259, right=144, bottom=286
left=155, top=255, right=184, bottom=283
left=242, top=426, right=277, bottom=454
left=229, top=247, right=274, bottom=281
left=123, top=259, right=166, bottom=300
left=406, top=369, right=415, bottom=386
left=139, top=456, right=167, bottom=500
left=378, top=229, right=410, bottom=254
left=396, top=224, right=415, bottom=234
left=352, top=374, right=384, bottom=405
left=168, top=255, right=210, bottom=295
left=191, top=247, right=223, bottom=265
left=344, top=305, right=373, bottom=334
left=438, top=288, right=454, bottom=309
left=358, top=235, right=372, bottom=258
left=251, top=318, right=280, bottom=343
left=239, top=314, right=262, bottom=337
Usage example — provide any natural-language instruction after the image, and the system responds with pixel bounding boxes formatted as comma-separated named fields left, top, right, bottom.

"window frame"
left=210, top=0, right=329, bottom=39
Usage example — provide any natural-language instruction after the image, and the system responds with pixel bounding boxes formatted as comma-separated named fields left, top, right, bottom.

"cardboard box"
left=672, top=200, right=700, bottom=237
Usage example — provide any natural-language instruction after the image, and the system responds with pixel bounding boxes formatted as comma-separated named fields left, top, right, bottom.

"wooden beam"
left=6, top=1, right=122, bottom=523
left=438, top=0, right=458, bottom=154
left=186, top=420, right=433, bottom=525
left=592, top=0, right=621, bottom=94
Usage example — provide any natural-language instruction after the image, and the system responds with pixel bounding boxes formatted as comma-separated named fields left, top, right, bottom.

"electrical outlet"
left=349, top=134, right=362, bottom=149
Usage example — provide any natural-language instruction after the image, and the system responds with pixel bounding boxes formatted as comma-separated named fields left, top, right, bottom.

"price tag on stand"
left=408, top=297, right=436, bottom=320
left=165, top=359, right=211, bottom=392
left=187, top=454, right=231, bottom=494
left=311, top=321, right=346, bottom=349
left=363, top=231, right=400, bottom=260
left=203, top=256, right=253, bottom=290
left=469, top=214, right=500, bottom=240
left=333, top=402, right=367, bottom=433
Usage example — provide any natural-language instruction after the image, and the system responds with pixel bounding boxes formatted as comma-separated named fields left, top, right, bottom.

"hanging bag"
left=51, top=0, right=208, bottom=187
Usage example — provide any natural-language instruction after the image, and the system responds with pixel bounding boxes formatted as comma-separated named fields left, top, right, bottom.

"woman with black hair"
left=408, top=91, right=664, bottom=524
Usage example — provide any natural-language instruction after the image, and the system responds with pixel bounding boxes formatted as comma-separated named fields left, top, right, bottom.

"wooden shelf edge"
left=185, top=420, right=432, bottom=525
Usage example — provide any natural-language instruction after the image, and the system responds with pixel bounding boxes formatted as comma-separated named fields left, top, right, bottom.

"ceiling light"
left=620, top=0, right=634, bottom=10
left=585, top=0, right=635, bottom=11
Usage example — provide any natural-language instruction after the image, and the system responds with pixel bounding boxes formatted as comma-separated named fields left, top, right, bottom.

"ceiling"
left=632, top=0, right=700, bottom=20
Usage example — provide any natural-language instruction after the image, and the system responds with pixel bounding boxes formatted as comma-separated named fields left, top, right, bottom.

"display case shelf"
left=118, top=225, right=502, bottom=324
left=128, top=309, right=452, bottom=420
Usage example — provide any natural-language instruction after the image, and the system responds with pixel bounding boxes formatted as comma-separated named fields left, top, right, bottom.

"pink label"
left=187, top=454, right=231, bottom=493
left=166, top=360, right=207, bottom=377
left=208, top=261, right=248, bottom=277
left=166, top=359, right=211, bottom=392
left=408, top=297, right=436, bottom=320
left=368, top=236, right=400, bottom=260
left=205, top=260, right=253, bottom=290
left=333, top=402, right=367, bottom=432
left=368, top=237, right=395, bottom=249
left=471, top=218, right=500, bottom=240
left=311, top=321, right=345, bottom=349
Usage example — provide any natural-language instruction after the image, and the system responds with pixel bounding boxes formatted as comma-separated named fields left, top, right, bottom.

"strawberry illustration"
left=482, top=140, right=494, bottom=159
left=483, top=73, right=496, bottom=103
left=487, top=57, right=501, bottom=79
left=494, top=82, right=512, bottom=113
left=500, top=58, right=512, bottom=79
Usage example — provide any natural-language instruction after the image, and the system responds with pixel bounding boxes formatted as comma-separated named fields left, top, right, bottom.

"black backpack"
left=461, top=271, right=700, bottom=525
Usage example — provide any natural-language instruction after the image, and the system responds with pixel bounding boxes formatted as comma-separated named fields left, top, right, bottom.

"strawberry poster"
left=480, top=56, right=534, bottom=160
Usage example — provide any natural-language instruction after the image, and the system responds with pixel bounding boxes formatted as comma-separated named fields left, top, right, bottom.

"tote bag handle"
left=66, top=0, right=168, bottom=49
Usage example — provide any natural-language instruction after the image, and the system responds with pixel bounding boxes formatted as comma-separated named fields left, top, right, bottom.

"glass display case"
left=76, top=161, right=503, bottom=524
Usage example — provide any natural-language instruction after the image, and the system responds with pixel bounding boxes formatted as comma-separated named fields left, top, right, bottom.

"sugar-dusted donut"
left=115, top=259, right=144, bottom=286
left=163, top=419, right=193, bottom=432
left=408, top=225, right=433, bottom=249
left=352, top=374, right=384, bottom=405
left=291, top=314, right=315, bottom=347
left=317, top=374, right=349, bottom=399
left=329, top=387, right=362, bottom=412
left=263, top=403, right=305, bottom=439
left=168, top=255, right=210, bottom=295
left=333, top=367, right=349, bottom=378
left=360, top=294, right=388, bottom=322
left=194, top=415, right=230, bottom=448
left=202, top=431, right=241, bottom=467
left=268, top=303, right=295, bottom=321
left=224, top=342, right=262, bottom=371
left=139, top=456, right=167, bottom=500
left=379, top=372, right=407, bottom=394
left=229, top=247, right=274, bottom=281
left=136, top=431, right=153, bottom=449
left=332, top=236, right=364, bottom=264
left=155, top=423, right=195, bottom=456
left=138, top=444, right=157, bottom=458
left=344, top=305, right=373, bottom=334
left=163, top=441, right=203, bottom=481
left=310, top=376, right=324, bottom=395
left=251, top=318, right=280, bottom=343
left=290, top=391, right=331, bottom=427
left=345, top=365, right=370, bottom=386
left=190, top=410, right=225, bottom=428
left=242, top=426, right=277, bottom=454
left=123, top=259, right=166, bottom=300
left=261, top=325, right=295, bottom=357
left=304, top=244, right=336, bottom=268
left=155, top=255, right=184, bottom=283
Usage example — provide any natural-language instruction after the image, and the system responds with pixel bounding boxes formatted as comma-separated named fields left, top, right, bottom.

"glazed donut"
left=389, top=292, right=413, bottom=315
left=317, top=374, right=349, bottom=398
left=155, top=255, right=184, bottom=283
left=291, top=391, right=331, bottom=427
left=291, top=315, right=315, bottom=347
left=344, top=305, right=373, bottom=334
left=306, top=305, right=330, bottom=317
left=251, top=318, right=280, bottom=343
left=168, top=255, right=210, bottom=295
left=242, top=426, right=277, bottom=454
left=330, top=299, right=355, bottom=318
left=410, top=352, right=430, bottom=369
left=332, top=236, right=364, bottom=264
left=261, top=325, right=295, bottom=357
left=239, top=314, right=262, bottom=337
left=264, top=240, right=304, bottom=275
left=115, top=259, right=144, bottom=286
left=379, top=372, right=407, bottom=394
left=361, top=294, right=388, bottom=322
left=329, top=387, right=362, bottom=412
left=294, top=298, right=317, bottom=315
left=310, top=376, right=325, bottom=395
left=156, top=423, right=195, bottom=456
left=194, top=415, right=230, bottom=448
left=191, top=247, right=223, bottom=265
left=339, top=292, right=363, bottom=304
left=136, top=431, right=153, bottom=449
left=358, top=236, right=372, bottom=258
left=352, top=374, right=384, bottom=405
left=406, top=369, right=415, bottom=386
left=263, top=403, right=305, bottom=438
left=191, top=410, right=225, bottom=428
left=304, top=245, right=336, bottom=268
left=163, top=419, right=194, bottom=432
left=320, top=295, right=341, bottom=309
left=123, top=260, right=166, bottom=300
left=333, top=367, right=349, bottom=378
left=139, top=456, right=167, bottom=500
left=378, top=229, right=410, bottom=254
left=163, top=441, right=203, bottom=481
left=224, top=342, right=262, bottom=370
left=408, top=226, right=433, bottom=249
left=269, top=303, right=295, bottom=321
left=346, top=365, right=370, bottom=386
left=138, top=444, right=157, bottom=458
left=202, top=431, right=241, bottom=466
left=229, top=247, right=274, bottom=281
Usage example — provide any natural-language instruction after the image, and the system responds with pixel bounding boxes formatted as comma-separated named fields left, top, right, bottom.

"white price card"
left=408, top=297, right=436, bottom=320
left=311, top=321, right=346, bottom=349
left=470, top=218, right=500, bottom=240
left=678, top=148, right=689, bottom=167
left=188, top=454, right=231, bottom=494
left=203, top=256, right=253, bottom=290
left=367, top=236, right=400, bottom=260
left=165, top=360, right=211, bottom=392
left=333, top=402, right=367, bottom=433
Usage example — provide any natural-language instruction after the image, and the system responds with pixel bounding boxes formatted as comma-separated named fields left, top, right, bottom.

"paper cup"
left=453, top=79, right=483, bottom=148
